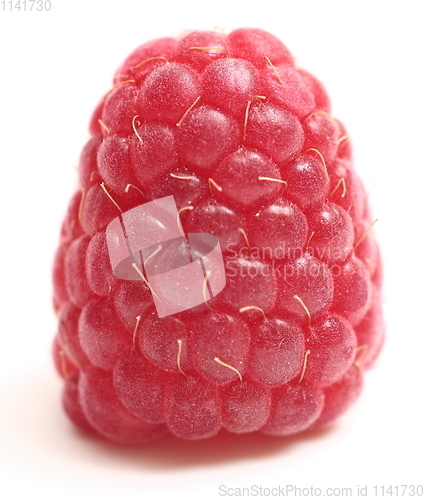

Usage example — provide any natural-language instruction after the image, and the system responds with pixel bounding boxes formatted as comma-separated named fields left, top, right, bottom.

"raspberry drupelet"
left=52, top=28, right=384, bottom=445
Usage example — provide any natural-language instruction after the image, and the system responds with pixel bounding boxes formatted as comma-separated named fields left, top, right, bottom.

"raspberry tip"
left=176, top=96, right=202, bottom=127
left=354, top=219, right=379, bottom=253
left=298, top=350, right=311, bottom=384
left=264, top=56, right=283, bottom=84
left=293, top=294, right=312, bottom=326
left=208, top=177, right=222, bottom=193
left=214, top=357, right=243, bottom=383
left=131, top=115, right=144, bottom=143
left=238, top=227, right=250, bottom=248
left=305, top=148, right=330, bottom=181
left=133, top=56, right=168, bottom=70
left=329, top=177, right=347, bottom=198
left=354, top=344, right=369, bottom=367
left=176, top=339, right=187, bottom=376
left=99, top=182, right=123, bottom=213
left=239, top=305, right=267, bottom=320
left=132, top=315, right=141, bottom=349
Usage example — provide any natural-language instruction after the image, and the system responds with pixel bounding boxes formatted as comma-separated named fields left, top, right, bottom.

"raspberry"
left=52, top=27, right=384, bottom=445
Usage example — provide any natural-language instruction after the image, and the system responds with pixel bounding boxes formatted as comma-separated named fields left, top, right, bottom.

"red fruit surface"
left=52, top=27, right=384, bottom=444
left=62, top=376, right=98, bottom=435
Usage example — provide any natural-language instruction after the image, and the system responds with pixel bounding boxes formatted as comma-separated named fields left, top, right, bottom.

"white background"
left=0, top=1, right=424, bottom=499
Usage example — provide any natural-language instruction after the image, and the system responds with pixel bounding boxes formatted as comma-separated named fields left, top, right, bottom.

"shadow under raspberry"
left=2, top=367, right=336, bottom=472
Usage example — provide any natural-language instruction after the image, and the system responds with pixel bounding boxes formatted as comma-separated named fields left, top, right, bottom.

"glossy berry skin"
left=52, top=28, right=384, bottom=445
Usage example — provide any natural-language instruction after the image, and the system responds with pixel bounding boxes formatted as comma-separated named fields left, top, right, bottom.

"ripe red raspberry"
left=52, top=28, right=384, bottom=444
